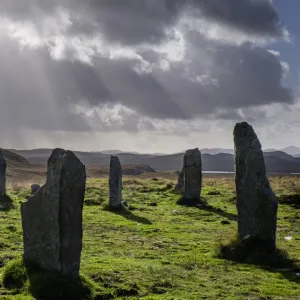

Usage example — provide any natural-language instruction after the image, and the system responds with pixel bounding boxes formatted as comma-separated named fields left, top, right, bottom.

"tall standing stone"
left=21, top=148, right=86, bottom=276
left=182, top=148, right=202, bottom=204
left=0, top=150, right=6, bottom=198
left=109, top=156, right=122, bottom=208
left=234, top=122, right=278, bottom=251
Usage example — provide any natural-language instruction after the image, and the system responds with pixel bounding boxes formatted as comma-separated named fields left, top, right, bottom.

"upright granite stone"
left=21, top=148, right=86, bottom=276
left=175, top=167, right=184, bottom=194
left=182, top=148, right=202, bottom=203
left=234, top=122, right=278, bottom=250
left=109, top=156, right=122, bottom=208
left=0, top=150, right=6, bottom=198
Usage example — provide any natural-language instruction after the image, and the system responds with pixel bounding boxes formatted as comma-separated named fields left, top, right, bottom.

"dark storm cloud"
left=0, top=30, right=293, bottom=131
left=193, top=0, right=284, bottom=38
left=0, top=0, right=293, bottom=133
left=0, top=0, right=286, bottom=46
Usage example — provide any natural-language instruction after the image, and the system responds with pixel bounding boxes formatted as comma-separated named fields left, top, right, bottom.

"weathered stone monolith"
left=174, top=167, right=184, bottom=194
left=234, top=122, right=278, bottom=251
left=109, top=156, right=122, bottom=208
left=181, top=148, right=202, bottom=204
left=21, top=148, right=86, bottom=276
left=0, top=150, right=6, bottom=198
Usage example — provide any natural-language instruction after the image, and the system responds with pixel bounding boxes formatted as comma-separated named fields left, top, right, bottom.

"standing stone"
left=234, top=122, right=278, bottom=251
left=21, top=148, right=86, bottom=276
left=182, top=148, right=202, bottom=204
left=0, top=150, right=6, bottom=198
left=109, top=156, right=122, bottom=208
left=174, top=167, right=184, bottom=194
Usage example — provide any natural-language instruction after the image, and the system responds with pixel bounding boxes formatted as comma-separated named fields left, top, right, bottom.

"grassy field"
left=0, top=174, right=300, bottom=299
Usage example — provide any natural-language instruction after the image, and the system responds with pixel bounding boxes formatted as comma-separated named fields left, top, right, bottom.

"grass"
left=0, top=175, right=300, bottom=299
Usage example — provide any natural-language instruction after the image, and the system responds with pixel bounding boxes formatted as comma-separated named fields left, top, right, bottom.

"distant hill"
left=280, top=146, right=300, bottom=156
left=87, top=164, right=156, bottom=177
left=1, top=149, right=29, bottom=166
left=200, top=148, right=234, bottom=155
left=99, top=150, right=123, bottom=155
left=7, top=148, right=300, bottom=174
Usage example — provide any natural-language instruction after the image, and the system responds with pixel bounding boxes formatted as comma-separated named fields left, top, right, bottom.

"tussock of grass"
left=28, top=271, right=95, bottom=300
left=3, top=258, right=96, bottom=300
left=217, top=235, right=295, bottom=268
left=3, top=258, right=27, bottom=290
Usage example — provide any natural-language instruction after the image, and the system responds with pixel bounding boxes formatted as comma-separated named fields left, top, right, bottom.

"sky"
left=0, top=0, right=299, bottom=153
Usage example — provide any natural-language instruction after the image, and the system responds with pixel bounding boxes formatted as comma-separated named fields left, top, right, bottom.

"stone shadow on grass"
left=176, top=196, right=237, bottom=221
left=279, top=194, right=300, bottom=209
left=103, top=205, right=152, bottom=225
left=204, top=206, right=237, bottom=221
left=217, top=235, right=300, bottom=284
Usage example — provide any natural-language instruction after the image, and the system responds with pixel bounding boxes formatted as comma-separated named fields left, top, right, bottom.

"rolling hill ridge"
left=6, top=148, right=300, bottom=174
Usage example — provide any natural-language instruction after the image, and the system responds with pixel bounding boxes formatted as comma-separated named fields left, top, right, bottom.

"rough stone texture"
left=0, top=150, right=6, bottom=197
left=183, top=148, right=202, bottom=201
left=21, top=148, right=86, bottom=276
left=30, top=184, right=40, bottom=195
left=234, top=122, right=278, bottom=250
left=175, top=167, right=184, bottom=194
left=109, top=156, right=122, bottom=208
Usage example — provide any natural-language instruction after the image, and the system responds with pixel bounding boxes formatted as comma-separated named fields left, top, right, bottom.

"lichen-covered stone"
left=182, top=148, right=202, bottom=203
left=109, top=156, right=122, bottom=208
left=0, top=150, right=6, bottom=197
left=21, top=148, right=86, bottom=276
left=234, top=122, right=278, bottom=250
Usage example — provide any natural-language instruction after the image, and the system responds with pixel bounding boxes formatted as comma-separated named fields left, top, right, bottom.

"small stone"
left=153, top=228, right=160, bottom=232
left=30, top=184, right=40, bottom=195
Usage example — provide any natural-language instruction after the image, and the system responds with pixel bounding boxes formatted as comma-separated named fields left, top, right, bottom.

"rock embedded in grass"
left=30, top=184, right=40, bottom=195
left=234, top=122, right=278, bottom=251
